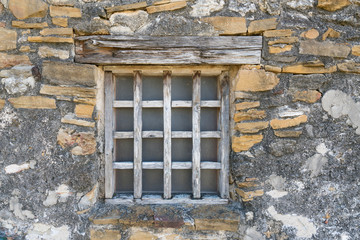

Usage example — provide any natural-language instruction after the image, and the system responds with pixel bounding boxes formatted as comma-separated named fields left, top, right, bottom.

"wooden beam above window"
left=75, top=36, right=262, bottom=65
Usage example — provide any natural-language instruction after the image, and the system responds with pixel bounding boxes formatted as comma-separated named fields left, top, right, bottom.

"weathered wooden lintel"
left=75, top=36, right=262, bottom=65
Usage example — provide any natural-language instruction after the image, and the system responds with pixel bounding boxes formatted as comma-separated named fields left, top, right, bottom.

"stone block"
left=263, top=29, right=294, bottom=37
left=0, top=65, right=35, bottom=94
left=264, top=65, right=282, bottom=73
left=236, top=189, right=264, bottom=201
left=42, top=61, right=98, bottom=87
left=194, top=219, right=239, bottom=232
left=40, top=85, right=96, bottom=98
left=322, top=28, right=340, bottom=40
left=38, top=46, right=69, bottom=59
left=234, top=109, right=266, bottom=122
left=52, top=17, right=68, bottom=27
left=75, top=104, right=94, bottom=118
left=128, top=231, right=156, bottom=240
left=282, top=63, right=337, bottom=74
left=274, top=130, right=303, bottom=138
left=352, top=45, right=360, bottom=56
left=74, top=18, right=110, bottom=36
left=268, top=37, right=298, bottom=45
left=61, top=113, right=95, bottom=128
left=235, top=121, right=269, bottom=134
left=0, top=28, right=17, bottom=50
left=293, top=90, right=322, bottom=103
left=235, top=69, right=279, bottom=92
left=318, top=0, right=350, bottom=11
left=19, top=46, right=31, bottom=52
left=270, top=115, right=308, bottom=129
left=232, top=135, right=263, bottom=152
left=299, top=40, right=351, bottom=58
left=73, top=97, right=96, bottom=105
left=269, top=45, right=292, bottom=54
left=0, top=53, right=31, bottom=69
left=40, top=28, right=73, bottom=36
left=9, top=0, right=48, bottom=20
left=337, top=62, right=360, bottom=74
left=9, top=96, right=56, bottom=109
left=302, top=29, right=319, bottom=39
left=147, top=1, right=187, bottom=14
left=200, top=16, right=246, bottom=35
left=90, top=229, right=121, bottom=240
left=12, top=21, right=48, bottom=28
left=0, top=99, right=5, bottom=110
left=50, top=5, right=81, bottom=17
left=248, top=18, right=278, bottom=35
left=28, top=36, right=74, bottom=43
left=235, top=101, right=260, bottom=111
left=106, top=1, right=148, bottom=14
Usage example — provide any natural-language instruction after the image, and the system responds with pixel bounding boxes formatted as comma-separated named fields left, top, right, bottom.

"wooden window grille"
left=105, top=68, right=230, bottom=204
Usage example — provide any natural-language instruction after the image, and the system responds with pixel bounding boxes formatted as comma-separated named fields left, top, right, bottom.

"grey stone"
left=300, top=40, right=351, bottom=58
left=229, top=0, right=257, bottom=16
left=141, top=15, right=215, bottom=36
left=190, top=0, right=225, bottom=17
left=286, top=0, right=314, bottom=10
left=42, top=61, right=99, bottom=87
left=0, top=65, right=35, bottom=95
left=74, top=18, right=110, bottom=36
left=289, top=74, right=328, bottom=90
left=322, top=90, right=360, bottom=134
left=110, top=10, right=148, bottom=32
left=303, top=153, right=328, bottom=177
left=269, top=139, right=297, bottom=157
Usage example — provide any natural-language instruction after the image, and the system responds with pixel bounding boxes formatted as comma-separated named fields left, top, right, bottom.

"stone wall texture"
left=0, top=0, right=360, bottom=239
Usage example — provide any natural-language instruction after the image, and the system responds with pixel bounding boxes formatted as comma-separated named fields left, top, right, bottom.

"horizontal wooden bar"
left=114, top=131, right=221, bottom=139
left=75, top=36, right=262, bottom=50
left=113, top=100, right=220, bottom=108
left=113, top=161, right=221, bottom=169
left=106, top=194, right=228, bottom=205
left=109, top=65, right=228, bottom=76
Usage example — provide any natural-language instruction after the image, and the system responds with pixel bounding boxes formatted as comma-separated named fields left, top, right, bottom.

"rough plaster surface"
left=190, top=0, right=225, bottom=17
left=267, top=206, right=317, bottom=238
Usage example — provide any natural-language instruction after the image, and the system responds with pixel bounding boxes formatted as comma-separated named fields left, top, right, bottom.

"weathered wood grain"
left=218, top=71, right=230, bottom=198
left=163, top=71, right=172, bottom=199
left=133, top=71, right=142, bottom=199
left=104, top=72, right=115, bottom=198
left=75, top=36, right=262, bottom=65
left=192, top=71, right=201, bottom=199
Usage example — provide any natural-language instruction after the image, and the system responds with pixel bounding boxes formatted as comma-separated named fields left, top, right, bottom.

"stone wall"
left=0, top=0, right=360, bottom=239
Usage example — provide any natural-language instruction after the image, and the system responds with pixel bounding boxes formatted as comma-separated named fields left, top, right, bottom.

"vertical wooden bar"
left=219, top=71, right=230, bottom=198
left=163, top=71, right=172, bottom=199
left=105, top=71, right=115, bottom=198
left=133, top=71, right=142, bottom=199
left=192, top=71, right=201, bottom=199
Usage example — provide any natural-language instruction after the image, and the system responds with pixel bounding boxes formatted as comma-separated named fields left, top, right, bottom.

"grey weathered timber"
left=106, top=195, right=228, bottom=205
left=218, top=71, right=230, bottom=198
left=163, top=71, right=172, bottom=199
left=113, top=100, right=219, bottom=108
left=104, top=72, right=115, bottom=198
left=133, top=71, right=142, bottom=199
left=113, top=161, right=221, bottom=170
left=192, top=71, right=201, bottom=199
left=107, top=65, right=228, bottom=76
left=75, top=36, right=262, bottom=65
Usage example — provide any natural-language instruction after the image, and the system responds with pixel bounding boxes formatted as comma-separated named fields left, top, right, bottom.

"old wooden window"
left=75, top=36, right=262, bottom=204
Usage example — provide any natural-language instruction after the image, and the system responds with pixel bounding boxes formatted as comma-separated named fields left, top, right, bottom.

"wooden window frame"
left=104, top=66, right=230, bottom=204
left=74, top=35, right=262, bottom=204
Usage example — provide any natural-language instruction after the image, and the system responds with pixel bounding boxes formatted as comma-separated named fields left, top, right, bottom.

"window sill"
left=89, top=201, right=243, bottom=232
left=106, top=194, right=228, bottom=205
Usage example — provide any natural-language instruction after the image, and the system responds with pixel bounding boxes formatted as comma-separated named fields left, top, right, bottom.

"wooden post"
left=163, top=71, right=172, bottom=199
left=192, top=71, right=201, bottom=199
left=105, top=72, right=115, bottom=198
left=219, top=71, right=230, bottom=198
left=133, top=71, right=142, bottom=199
